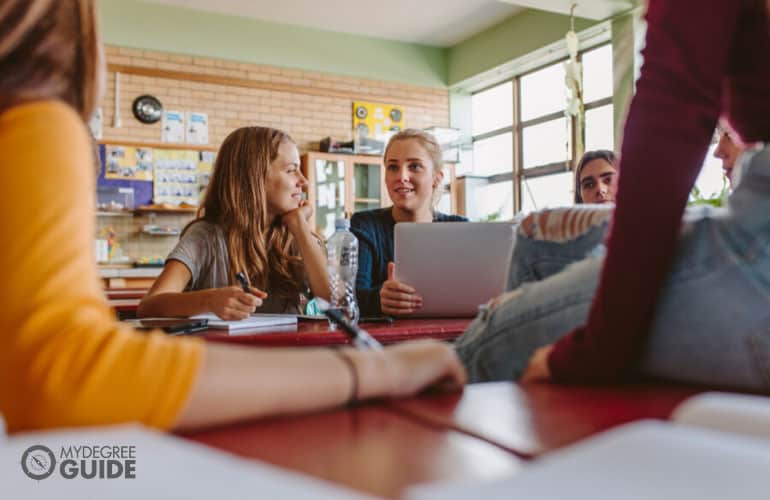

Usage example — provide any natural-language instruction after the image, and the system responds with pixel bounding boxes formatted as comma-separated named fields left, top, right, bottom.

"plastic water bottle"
left=327, top=218, right=360, bottom=327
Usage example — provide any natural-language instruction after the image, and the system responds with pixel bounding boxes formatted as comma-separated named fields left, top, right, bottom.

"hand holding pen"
left=201, top=272, right=267, bottom=320
left=234, top=272, right=268, bottom=299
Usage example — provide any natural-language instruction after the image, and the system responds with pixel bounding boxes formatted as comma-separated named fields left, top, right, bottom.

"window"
left=472, top=82, right=513, bottom=136
left=465, top=81, right=515, bottom=220
left=520, top=64, right=566, bottom=121
left=522, top=118, right=571, bottom=169
left=583, top=44, right=615, bottom=152
left=474, top=181, right=514, bottom=221
left=473, top=133, right=513, bottom=177
left=693, top=143, right=728, bottom=200
left=582, top=44, right=613, bottom=103
left=521, top=171, right=574, bottom=213
left=467, top=42, right=615, bottom=218
left=585, top=104, right=614, bottom=152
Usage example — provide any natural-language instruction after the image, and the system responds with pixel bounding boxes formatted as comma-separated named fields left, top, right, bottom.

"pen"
left=316, top=298, right=383, bottom=350
left=234, top=272, right=250, bottom=294
left=324, top=308, right=383, bottom=350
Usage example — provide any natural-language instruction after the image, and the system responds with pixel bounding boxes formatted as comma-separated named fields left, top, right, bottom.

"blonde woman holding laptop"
left=351, top=129, right=467, bottom=317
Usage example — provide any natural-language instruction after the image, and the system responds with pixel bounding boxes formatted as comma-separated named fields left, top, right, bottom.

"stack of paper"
left=192, top=313, right=297, bottom=333
left=408, top=421, right=770, bottom=500
left=671, top=392, right=770, bottom=440
left=407, top=392, right=770, bottom=500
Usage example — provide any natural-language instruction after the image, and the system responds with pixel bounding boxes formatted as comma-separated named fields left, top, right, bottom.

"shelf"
left=100, top=139, right=217, bottom=152
left=306, top=151, right=382, bottom=163
left=142, top=230, right=181, bottom=236
left=354, top=198, right=380, bottom=203
left=96, top=211, right=133, bottom=217
left=142, top=224, right=181, bottom=236
left=134, top=206, right=197, bottom=214
left=98, top=260, right=133, bottom=268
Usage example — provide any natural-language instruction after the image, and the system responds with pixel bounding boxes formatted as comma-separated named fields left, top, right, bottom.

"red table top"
left=182, top=381, right=716, bottom=497
left=388, top=381, right=705, bottom=457
left=183, top=402, right=521, bottom=498
left=202, top=318, right=472, bottom=346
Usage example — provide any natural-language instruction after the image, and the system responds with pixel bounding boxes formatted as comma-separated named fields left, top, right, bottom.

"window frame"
left=470, top=42, right=613, bottom=215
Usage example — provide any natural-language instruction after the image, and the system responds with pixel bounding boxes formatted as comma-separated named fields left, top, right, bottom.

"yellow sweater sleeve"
left=0, top=101, right=204, bottom=433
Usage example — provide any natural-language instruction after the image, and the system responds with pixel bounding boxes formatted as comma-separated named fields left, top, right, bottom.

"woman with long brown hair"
left=138, top=126, right=328, bottom=318
left=0, top=0, right=465, bottom=434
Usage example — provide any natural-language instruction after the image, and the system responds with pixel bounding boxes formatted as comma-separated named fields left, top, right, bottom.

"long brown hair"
left=195, top=127, right=304, bottom=304
left=0, top=0, right=102, bottom=120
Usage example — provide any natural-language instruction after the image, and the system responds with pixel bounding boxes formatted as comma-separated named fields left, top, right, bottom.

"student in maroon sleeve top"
left=456, top=0, right=770, bottom=390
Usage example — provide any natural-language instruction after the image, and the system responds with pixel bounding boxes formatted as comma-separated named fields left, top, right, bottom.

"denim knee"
left=457, top=258, right=601, bottom=383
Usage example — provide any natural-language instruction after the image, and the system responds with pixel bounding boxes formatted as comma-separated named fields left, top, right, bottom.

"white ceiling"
left=498, top=0, right=634, bottom=20
left=143, top=0, right=525, bottom=47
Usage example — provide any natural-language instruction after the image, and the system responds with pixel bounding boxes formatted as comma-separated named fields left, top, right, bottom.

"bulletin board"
left=104, top=146, right=154, bottom=181
left=352, top=101, right=405, bottom=140
left=98, top=145, right=154, bottom=207
left=97, top=145, right=216, bottom=208
left=153, top=150, right=201, bottom=206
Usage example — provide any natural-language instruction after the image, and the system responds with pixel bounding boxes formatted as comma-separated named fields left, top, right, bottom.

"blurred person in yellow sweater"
left=0, top=0, right=465, bottom=434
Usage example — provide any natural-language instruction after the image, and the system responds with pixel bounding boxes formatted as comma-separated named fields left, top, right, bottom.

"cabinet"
left=301, top=152, right=390, bottom=237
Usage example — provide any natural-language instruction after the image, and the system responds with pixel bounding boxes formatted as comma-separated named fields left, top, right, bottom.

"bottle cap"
left=335, top=218, right=350, bottom=230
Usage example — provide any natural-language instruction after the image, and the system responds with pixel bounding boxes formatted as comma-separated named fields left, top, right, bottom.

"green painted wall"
left=97, top=0, right=448, bottom=87
left=448, top=9, right=599, bottom=86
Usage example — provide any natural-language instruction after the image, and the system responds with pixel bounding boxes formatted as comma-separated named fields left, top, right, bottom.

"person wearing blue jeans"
left=456, top=145, right=770, bottom=391
left=504, top=149, right=617, bottom=289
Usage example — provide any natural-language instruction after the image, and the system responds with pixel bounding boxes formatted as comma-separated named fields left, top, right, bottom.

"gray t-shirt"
left=167, top=220, right=301, bottom=314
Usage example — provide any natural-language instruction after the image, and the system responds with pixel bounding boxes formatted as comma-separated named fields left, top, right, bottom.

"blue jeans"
left=456, top=145, right=770, bottom=391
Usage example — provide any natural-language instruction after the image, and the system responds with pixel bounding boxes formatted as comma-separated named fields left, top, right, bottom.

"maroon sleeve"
left=548, top=0, right=742, bottom=381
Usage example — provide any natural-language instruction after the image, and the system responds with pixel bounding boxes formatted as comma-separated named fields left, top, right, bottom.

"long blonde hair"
left=195, top=127, right=304, bottom=304
left=0, top=0, right=102, bottom=120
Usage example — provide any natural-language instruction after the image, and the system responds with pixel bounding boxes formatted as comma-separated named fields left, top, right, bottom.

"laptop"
left=394, top=222, right=516, bottom=317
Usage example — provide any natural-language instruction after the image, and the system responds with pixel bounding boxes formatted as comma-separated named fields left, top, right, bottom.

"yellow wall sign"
left=352, top=101, right=405, bottom=140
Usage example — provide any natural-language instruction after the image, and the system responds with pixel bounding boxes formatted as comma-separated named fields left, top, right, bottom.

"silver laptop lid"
left=394, top=222, right=515, bottom=317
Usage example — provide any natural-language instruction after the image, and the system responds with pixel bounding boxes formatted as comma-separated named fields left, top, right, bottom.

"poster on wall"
left=352, top=101, right=405, bottom=153
left=153, top=149, right=200, bottom=206
left=161, top=110, right=185, bottom=143
left=104, top=146, right=153, bottom=181
left=186, top=112, right=209, bottom=144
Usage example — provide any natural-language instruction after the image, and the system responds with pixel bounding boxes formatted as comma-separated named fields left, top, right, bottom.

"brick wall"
left=100, top=45, right=450, bottom=151
left=97, top=45, right=450, bottom=262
